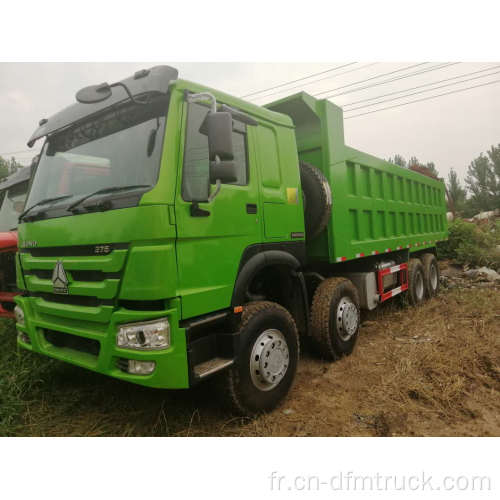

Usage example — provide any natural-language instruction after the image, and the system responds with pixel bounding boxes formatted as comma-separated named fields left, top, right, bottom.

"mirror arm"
left=186, top=91, right=217, bottom=113
left=208, top=179, right=222, bottom=203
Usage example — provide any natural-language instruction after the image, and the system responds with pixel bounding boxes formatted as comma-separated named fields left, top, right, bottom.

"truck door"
left=175, top=100, right=261, bottom=319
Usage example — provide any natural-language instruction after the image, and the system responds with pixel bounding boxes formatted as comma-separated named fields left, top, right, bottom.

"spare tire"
left=299, top=162, right=332, bottom=240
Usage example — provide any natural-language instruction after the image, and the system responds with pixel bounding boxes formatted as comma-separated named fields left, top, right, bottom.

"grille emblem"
left=52, top=260, right=69, bottom=294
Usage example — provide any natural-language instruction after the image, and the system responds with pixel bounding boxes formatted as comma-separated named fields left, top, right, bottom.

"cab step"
left=194, top=357, right=234, bottom=379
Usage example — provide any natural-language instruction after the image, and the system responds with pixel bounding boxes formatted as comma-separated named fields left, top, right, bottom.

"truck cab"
left=0, top=167, right=31, bottom=317
left=15, top=66, right=305, bottom=399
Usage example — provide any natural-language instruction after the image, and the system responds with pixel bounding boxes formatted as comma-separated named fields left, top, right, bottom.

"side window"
left=182, top=102, right=248, bottom=201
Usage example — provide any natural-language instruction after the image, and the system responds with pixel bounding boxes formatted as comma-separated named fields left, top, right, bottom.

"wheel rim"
left=430, top=263, right=438, bottom=290
left=250, top=329, right=289, bottom=392
left=335, top=297, right=359, bottom=341
left=415, top=271, right=424, bottom=300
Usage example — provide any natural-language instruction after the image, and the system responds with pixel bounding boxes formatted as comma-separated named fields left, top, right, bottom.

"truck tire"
left=407, top=258, right=425, bottom=305
left=224, top=301, right=299, bottom=415
left=299, top=162, right=332, bottom=240
left=310, top=277, right=360, bottom=361
left=421, top=253, right=440, bottom=298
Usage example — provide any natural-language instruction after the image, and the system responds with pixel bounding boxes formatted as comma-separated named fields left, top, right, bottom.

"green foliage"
left=437, top=219, right=500, bottom=268
left=389, top=154, right=407, bottom=168
left=446, top=168, right=466, bottom=213
left=0, top=320, right=56, bottom=435
left=0, top=155, right=24, bottom=181
left=465, top=144, right=500, bottom=213
left=0, top=157, right=9, bottom=180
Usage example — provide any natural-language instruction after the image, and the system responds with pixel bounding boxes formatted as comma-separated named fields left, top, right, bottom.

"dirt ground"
left=4, top=269, right=500, bottom=437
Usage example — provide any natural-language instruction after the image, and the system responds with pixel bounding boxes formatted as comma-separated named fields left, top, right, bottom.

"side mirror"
left=210, top=161, right=237, bottom=185
left=206, top=112, right=234, bottom=161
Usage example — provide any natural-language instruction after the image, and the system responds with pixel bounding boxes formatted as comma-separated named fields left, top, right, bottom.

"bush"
left=0, top=320, right=56, bottom=435
left=437, top=219, right=500, bottom=268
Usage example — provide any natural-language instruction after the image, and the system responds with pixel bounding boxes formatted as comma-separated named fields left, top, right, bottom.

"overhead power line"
left=250, top=63, right=379, bottom=101
left=344, top=78, right=500, bottom=119
left=240, top=62, right=357, bottom=98
left=318, top=62, right=460, bottom=100
left=313, top=62, right=432, bottom=97
left=343, top=68, right=500, bottom=113
left=342, top=64, right=500, bottom=108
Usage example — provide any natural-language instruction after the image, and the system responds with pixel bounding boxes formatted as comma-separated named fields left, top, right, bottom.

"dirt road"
left=3, top=282, right=499, bottom=437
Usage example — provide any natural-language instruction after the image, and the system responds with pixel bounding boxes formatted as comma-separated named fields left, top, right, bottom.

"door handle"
left=246, top=204, right=258, bottom=214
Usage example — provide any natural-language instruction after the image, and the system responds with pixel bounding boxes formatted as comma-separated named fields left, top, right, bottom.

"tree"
left=0, top=156, right=10, bottom=180
left=408, top=156, right=420, bottom=169
left=388, top=154, right=407, bottom=168
left=7, top=156, right=23, bottom=174
left=486, top=144, right=500, bottom=208
left=388, top=154, right=440, bottom=178
left=423, top=161, right=439, bottom=178
left=465, top=148, right=499, bottom=213
left=446, top=168, right=466, bottom=214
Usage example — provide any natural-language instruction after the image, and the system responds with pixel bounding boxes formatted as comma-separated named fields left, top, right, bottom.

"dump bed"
left=267, top=93, right=448, bottom=264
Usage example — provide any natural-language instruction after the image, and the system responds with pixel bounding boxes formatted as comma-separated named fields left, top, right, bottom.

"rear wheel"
left=310, top=277, right=360, bottom=360
left=421, top=253, right=440, bottom=298
left=407, top=258, right=425, bottom=305
left=224, top=301, right=299, bottom=415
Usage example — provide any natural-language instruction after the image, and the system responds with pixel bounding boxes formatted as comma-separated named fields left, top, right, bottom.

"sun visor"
left=27, top=65, right=178, bottom=147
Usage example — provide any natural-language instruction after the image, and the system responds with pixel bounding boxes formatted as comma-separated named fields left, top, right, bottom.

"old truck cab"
left=0, top=167, right=31, bottom=317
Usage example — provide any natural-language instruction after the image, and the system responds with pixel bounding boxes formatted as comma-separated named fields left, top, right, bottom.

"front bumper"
left=14, top=295, right=189, bottom=389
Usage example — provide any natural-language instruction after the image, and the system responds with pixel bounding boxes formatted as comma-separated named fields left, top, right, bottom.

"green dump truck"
left=15, top=66, right=447, bottom=414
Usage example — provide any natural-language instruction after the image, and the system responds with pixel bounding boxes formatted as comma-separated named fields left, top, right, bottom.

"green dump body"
left=267, top=93, right=448, bottom=263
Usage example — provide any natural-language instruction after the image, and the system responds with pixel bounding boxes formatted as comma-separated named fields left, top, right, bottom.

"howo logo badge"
left=52, top=260, right=69, bottom=294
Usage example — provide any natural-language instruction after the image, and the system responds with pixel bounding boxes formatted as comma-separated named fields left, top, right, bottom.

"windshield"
left=0, top=181, right=29, bottom=231
left=25, top=94, right=169, bottom=219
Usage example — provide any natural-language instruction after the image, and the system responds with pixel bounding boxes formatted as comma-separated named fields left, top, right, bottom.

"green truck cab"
left=15, top=66, right=447, bottom=414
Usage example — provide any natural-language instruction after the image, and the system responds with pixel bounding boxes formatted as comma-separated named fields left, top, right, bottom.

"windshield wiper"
left=19, top=195, right=73, bottom=222
left=67, top=184, right=152, bottom=212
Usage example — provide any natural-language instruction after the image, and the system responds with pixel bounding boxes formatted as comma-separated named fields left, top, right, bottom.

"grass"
left=1, top=284, right=499, bottom=437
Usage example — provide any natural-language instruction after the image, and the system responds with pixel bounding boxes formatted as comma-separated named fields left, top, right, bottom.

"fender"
left=232, top=249, right=302, bottom=306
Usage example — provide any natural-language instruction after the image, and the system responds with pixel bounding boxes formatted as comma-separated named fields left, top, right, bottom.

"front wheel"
left=224, top=301, right=299, bottom=415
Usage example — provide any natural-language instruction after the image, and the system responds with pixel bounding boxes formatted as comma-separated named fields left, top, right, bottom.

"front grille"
left=70, top=270, right=120, bottom=282
left=25, top=269, right=52, bottom=280
left=44, top=329, right=100, bottom=357
left=119, top=299, right=165, bottom=311
left=21, top=243, right=128, bottom=312
left=26, top=269, right=120, bottom=282
left=32, top=292, right=114, bottom=307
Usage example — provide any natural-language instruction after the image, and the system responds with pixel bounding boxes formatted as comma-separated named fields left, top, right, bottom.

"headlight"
left=116, top=318, right=170, bottom=350
left=14, top=305, right=25, bottom=325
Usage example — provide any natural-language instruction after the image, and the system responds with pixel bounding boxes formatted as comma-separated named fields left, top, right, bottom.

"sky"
left=1, top=62, right=499, bottom=182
